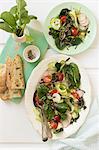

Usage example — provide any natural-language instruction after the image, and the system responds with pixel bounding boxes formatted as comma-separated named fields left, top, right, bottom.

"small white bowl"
left=23, top=45, right=40, bottom=63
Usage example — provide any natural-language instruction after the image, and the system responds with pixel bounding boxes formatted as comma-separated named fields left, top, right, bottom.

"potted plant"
left=0, top=0, right=37, bottom=43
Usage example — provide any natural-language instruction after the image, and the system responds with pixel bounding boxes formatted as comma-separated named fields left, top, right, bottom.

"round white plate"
left=25, top=54, right=91, bottom=140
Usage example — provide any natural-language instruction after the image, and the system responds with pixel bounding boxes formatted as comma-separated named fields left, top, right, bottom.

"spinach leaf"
left=44, top=105, right=55, bottom=120
left=44, top=103, right=49, bottom=111
left=0, top=22, right=13, bottom=33
left=37, top=85, right=49, bottom=99
left=55, top=38, right=66, bottom=50
left=41, top=96, right=47, bottom=101
left=62, top=63, right=81, bottom=88
left=70, top=63, right=81, bottom=88
left=67, top=73, right=76, bottom=88
left=10, top=6, right=17, bottom=15
left=16, top=0, right=27, bottom=26
left=55, top=62, right=61, bottom=71
left=16, top=0, right=37, bottom=27
left=71, top=37, right=82, bottom=46
left=59, top=113, right=67, bottom=120
left=10, top=6, right=18, bottom=21
left=59, top=8, right=70, bottom=17
left=55, top=102, right=68, bottom=113
left=49, top=28, right=59, bottom=39
left=1, top=11, right=16, bottom=29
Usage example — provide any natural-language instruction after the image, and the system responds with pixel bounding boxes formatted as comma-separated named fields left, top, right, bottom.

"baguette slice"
left=0, top=86, right=7, bottom=94
left=11, top=90, right=22, bottom=98
left=0, top=64, right=7, bottom=93
left=11, top=55, right=25, bottom=90
left=0, top=89, right=22, bottom=101
left=6, top=57, right=13, bottom=89
left=6, top=57, right=22, bottom=99
left=0, top=89, right=11, bottom=101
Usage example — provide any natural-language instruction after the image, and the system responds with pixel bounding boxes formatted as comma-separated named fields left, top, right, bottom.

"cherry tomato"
left=43, top=75, right=52, bottom=83
left=50, top=89, right=59, bottom=95
left=71, top=27, right=78, bottom=36
left=56, top=72, right=64, bottom=81
left=54, top=115, right=61, bottom=122
left=50, top=120, right=58, bottom=129
left=71, top=91, right=80, bottom=99
left=60, top=16, right=67, bottom=23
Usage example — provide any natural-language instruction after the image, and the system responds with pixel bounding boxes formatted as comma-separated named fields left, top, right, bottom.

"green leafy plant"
left=0, top=0, right=37, bottom=37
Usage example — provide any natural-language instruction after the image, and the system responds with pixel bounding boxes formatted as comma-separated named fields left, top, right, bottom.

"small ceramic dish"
left=23, top=45, right=40, bottom=63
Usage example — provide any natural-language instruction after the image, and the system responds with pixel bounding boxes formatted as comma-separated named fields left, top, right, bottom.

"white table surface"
left=0, top=0, right=99, bottom=147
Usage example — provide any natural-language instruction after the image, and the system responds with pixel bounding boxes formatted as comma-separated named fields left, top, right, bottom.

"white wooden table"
left=0, top=0, right=99, bottom=149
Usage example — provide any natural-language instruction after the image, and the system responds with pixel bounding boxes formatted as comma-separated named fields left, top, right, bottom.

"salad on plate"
left=33, top=58, right=87, bottom=141
left=49, top=8, right=90, bottom=50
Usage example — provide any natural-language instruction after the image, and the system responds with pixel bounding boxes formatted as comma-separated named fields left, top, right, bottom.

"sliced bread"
left=6, top=57, right=22, bottom=99
left=11, top=55, right=25, bottom=90
left=0, top=64, right=7, bottom=93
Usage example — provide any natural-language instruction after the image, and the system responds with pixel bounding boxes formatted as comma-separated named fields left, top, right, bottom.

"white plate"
left=25, top=54, right=91, bottom=140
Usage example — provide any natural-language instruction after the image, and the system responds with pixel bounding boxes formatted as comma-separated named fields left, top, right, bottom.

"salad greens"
left=49, top=8, right=90, bottom=50
left=33, top=58, right=86, bottom=135
left=37, top=85, right=49, bottom=99
left=0, top=0, right=37, bottom=37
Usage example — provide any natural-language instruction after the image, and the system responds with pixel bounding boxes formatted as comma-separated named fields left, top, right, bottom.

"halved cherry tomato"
left=54, top=115, right=61, bottom=122
left=43, top=75, right=52, bottom=83
left=50, top=89, right=59, bottom=95
left=56, top=72, right=64, bottom=81
left=50, top=120, right=58, bottom=129
left=71, top=27, right=78, bottom=36
left=60, top=16, right=67, bottom=23
left=71, top=91, right=80, bottom=99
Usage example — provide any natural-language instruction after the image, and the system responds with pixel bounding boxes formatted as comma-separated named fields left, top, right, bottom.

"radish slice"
left=78, top=13, right=89, bottom=27
left=78, top=13, right=87, bottom=22
left=81, top=19, right=89, bottom=27
left=79, top=18, right=87, bottom=25
left=77, top=89, right=85, bottom=98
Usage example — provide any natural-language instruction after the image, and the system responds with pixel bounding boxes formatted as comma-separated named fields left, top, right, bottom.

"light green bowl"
left=44, top=2, right=97, bottom=55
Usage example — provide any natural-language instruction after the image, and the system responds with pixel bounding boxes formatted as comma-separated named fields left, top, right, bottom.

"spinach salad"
left=33, top=58, right=86, bottom=135
left=49, top=8, right=90, bottom=50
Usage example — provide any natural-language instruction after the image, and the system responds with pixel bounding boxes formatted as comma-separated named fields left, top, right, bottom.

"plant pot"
left=12, top=27, right=30, bottom=43
left=12, top=33, right=26, bottom=43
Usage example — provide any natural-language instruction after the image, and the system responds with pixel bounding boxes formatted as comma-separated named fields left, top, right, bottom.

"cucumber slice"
left=72, top=111, right=79, bottom=119
left=50, top=18, right=61, bottom=30
left=55, top=83, right=67, bottom=95
left=48, top=62, right=56, bottom=70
